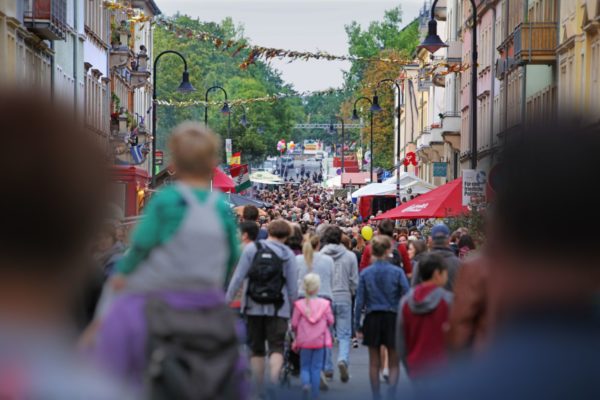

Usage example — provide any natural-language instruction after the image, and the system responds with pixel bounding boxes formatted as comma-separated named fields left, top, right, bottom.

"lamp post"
left=371, top=79, right=402, bottom=207
left=152, top=50, right=195, bottom=187
left=204, top=86, right=230, bottom=163
left=231, top=104, right=248, bottom=127
left=329, top=116, right=345, bottom=176
left=420, top=0, right=477, bottom=169
left=352, top=97, right=374, bottom=181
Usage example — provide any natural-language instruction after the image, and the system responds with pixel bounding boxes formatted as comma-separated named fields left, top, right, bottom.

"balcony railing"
left=24, top=0, right=68, bottom=41
left=514, top=22, right=557, bottom=65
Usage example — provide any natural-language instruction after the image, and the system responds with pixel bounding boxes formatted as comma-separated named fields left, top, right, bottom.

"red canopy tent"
left=212, top=168, right=236, bottom=193
left=374, top=178, right=467, bottom=220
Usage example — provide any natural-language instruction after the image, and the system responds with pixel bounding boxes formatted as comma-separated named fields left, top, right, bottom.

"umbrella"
left=212, top=168, right=236, bottom=192
left=250, top=171, right=284, bottom=185
left=374, top=178, right=467, bottom=220
left=228, top=194, right=271, bottom=208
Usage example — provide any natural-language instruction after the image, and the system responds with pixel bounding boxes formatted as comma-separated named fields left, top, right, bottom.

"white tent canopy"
left=323, top=175, right=341, bottom=188
left=352, top=172, right=436, bottom=198
left=250, top=171, right=285, bottom=185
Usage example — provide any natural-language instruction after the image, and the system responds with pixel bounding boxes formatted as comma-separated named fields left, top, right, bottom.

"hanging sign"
left=433, top=162, right=448, bottom=177
left=462, top=169, right=488, bottom=206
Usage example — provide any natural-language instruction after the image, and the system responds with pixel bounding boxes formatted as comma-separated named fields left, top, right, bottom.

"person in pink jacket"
left=292, top=273, right=334, bottom=399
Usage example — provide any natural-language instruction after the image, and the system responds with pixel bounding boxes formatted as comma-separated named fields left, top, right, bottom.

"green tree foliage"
left=345, top=7, right=420, bottom=88
left=153, top=15, right=303, bottom=166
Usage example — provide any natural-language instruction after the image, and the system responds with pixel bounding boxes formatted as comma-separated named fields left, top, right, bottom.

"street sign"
left=433, top=162, right=448, bottom=177
left=462, top=169, right=488, bottom=206
left=154, top=150, right=163, bottom=166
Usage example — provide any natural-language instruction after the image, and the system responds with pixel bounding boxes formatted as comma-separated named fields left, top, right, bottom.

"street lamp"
left=352, top=97, right=374, bottom=180
left=231, top=104, right=248, bottom=127
left=420, top=0, right=477, bottom=170
left=152, top=50, right=195, bottom=187
left=371, top=78, right=402, bottom=207
left=330, top=116, right=345, bottom=176
left=205, top=86, right=230, bottom=163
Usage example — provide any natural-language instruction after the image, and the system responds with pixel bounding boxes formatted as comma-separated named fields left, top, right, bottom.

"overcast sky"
left=155, top=0, right=424, bottom=92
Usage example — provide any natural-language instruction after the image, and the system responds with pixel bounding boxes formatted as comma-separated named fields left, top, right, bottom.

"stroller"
left=280, top=329, right=300, bottom=387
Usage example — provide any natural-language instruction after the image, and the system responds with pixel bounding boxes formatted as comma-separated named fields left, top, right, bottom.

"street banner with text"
left=462, top=169, right=488, bottom=206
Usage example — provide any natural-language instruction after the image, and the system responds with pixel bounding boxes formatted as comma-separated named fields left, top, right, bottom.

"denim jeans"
left=324, top=301, right=352, bottom=372
left=300, top=348, right=326, bottom=398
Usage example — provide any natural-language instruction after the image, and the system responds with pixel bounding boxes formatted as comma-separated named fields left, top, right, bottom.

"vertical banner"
left=462, top=169, right=488, bottom=206
left=225, top=139, right=232, bottom=165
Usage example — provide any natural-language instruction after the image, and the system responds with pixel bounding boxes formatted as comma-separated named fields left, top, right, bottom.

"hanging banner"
left=462, top=169, right=488, bottom=206
left=230, top=164, right=252, bottom=192
left=225, top=139, right=232, bottom=165
left=433, top=162, right=448, bottom=177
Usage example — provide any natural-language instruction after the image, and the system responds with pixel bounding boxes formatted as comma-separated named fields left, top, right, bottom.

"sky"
left=154, top=0, right=424, bottom=92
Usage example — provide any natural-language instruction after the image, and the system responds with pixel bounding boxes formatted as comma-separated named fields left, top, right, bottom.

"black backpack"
left=247, top=241, right=286, bottom=315
left=144, top=298, right=244, bottom=400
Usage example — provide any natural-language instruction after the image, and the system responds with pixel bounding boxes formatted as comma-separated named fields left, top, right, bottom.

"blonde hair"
left=302, top=234, right=320, bottom=271
left=303, top=273, right=321, bottom=316
left=168, top=122, right=219, bottom=177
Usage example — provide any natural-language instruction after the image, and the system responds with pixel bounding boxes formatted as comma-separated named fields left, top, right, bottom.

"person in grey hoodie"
left=320, top=225, right=359, bottom=383
left=226, top=219, right=298, bottom=397
left=296, top=233, right=334, bottom=301
left=412, top=224, right=461, bottom=291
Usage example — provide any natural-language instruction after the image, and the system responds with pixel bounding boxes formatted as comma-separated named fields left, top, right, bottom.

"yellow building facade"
left=557, top=0, right=600, bottom=124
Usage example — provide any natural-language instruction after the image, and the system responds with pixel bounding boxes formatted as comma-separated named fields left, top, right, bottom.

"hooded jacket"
left=411, top=247, right=461, bottom=291
left=226, top=239, right=298, bottom=318
left=320, top=244, right=359, bottom=304
left=291, top=297, right=334, bottom=349
left=397, top=282, right=453, bottom=377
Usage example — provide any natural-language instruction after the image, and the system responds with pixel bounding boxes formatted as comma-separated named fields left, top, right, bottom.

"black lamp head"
left=221, top=102, right=230, bottom=115
left=177, top=70, right=195, bottom=93
left=418, top=19, right=448, bottom=54
left=370, top=95, right=382, bottom=112
left=240, top=114, right=248, bottom=127
left=352, top=109, right=360, bottom=121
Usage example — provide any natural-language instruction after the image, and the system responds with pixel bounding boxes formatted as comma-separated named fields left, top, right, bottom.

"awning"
left=374, top=178, right=467, bottom=220
left=212, top=168, right=236, bottom=192
left=352, top=172, right=436, bottom=198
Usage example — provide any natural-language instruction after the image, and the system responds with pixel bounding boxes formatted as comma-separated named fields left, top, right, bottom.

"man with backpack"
left=226, top=219, right=298, bottom=398
left=360, top=220, right=412, bottom=276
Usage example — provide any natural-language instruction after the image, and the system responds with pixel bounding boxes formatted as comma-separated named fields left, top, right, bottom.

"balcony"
left=441, top=112, right=460, bottom=134
left=514, top=22, right=558, bottom=65
left=23, top=0, right=68, bottom=41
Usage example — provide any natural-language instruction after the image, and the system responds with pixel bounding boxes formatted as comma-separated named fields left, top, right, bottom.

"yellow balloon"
left=361, top=226, right=373, bottom=241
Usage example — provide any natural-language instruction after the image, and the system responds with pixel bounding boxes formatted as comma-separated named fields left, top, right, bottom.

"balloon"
left=361, top=226, right=373, bottom=241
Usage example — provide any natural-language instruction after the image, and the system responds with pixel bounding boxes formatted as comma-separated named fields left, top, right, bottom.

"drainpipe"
left=489, top=0, right=496, bottom=162
left=73, top=0, right=79, bottom=117
left=520, top=0, right=527, bottom=125
left=503, top=0, right=509, bottom=136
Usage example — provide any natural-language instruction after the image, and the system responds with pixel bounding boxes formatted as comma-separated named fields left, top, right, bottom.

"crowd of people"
left=3, top=91, right=600, bottom=400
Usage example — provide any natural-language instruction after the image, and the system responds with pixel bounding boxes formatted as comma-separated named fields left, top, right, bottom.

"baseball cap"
left=431, top=223, right=450, bottom=239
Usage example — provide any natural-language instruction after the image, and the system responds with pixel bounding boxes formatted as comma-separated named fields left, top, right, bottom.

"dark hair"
left=243, top=205, right=259, bottom=222
left=240, top=221, right=259, bottom=242
left=0, top=90, right=107, bottom=270
left=268, top=219, right=292, bottom=240
left=321, top=226, right=342, bottom=245
left=285, top=223, right=304, bottom=251
left=409, top=240, right=427, bottom=257
left=418, top=253, right=447, bottom=281
left=378, top=219, right=395, bottom=238
left=458, top=234, right=476, bottom=251
left=341, top=234, right=351, bottom=250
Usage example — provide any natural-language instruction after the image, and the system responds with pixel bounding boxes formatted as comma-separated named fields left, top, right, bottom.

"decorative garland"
left=102, top=1, right=153, bottom=23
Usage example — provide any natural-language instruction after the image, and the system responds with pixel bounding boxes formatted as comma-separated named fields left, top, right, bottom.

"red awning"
left=374, top=178, right=467, bottom=220
left=212, top=168, right=236, bottom=192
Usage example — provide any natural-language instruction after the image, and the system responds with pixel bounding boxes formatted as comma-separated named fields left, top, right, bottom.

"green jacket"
left=116, top=185, right=240, bottom=280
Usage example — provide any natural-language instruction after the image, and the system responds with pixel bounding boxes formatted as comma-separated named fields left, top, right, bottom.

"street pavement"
left=275, top=344, right=411, bottom=399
